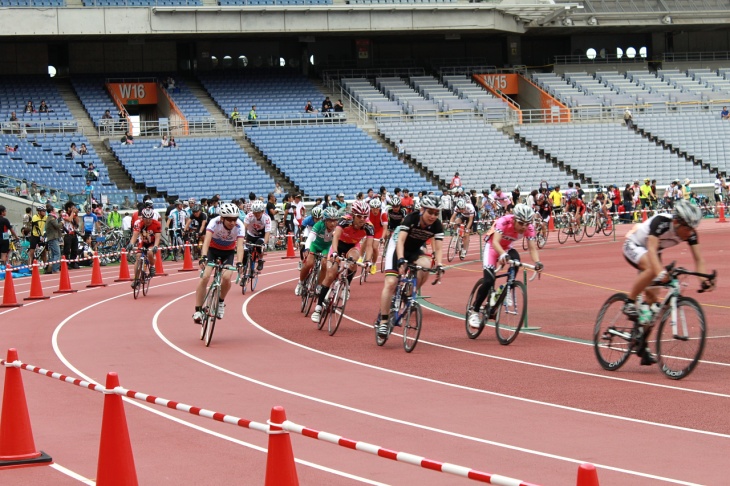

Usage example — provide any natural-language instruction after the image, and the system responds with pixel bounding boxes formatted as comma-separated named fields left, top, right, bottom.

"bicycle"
left=163, top=229, right=184, bottom=261
left=465, top=260, right=539, bottom=345
left=8, top=237, right=29, bottom=268
left=583, top=204, right=615, bottom=238
left=131, top=248, right=153, bottom=299
left=300, top=253, right=324, bottom=317
left=200, top=258, right=238, bottom=347
left=447, top=223, right=466, bottom=262
left=557, top=212, right=584, bottom=244
left=522, top=214, right=548, bottom=250
left=593, top=262, right=716, bottom=380
left=317, top=256, right=367, bottom=336
left=239, top=243, right=265, bottom=294
left=375, top=264, right=444, bottom=352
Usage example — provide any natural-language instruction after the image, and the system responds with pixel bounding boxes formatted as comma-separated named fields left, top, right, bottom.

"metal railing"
left=1, top=120, right=81, bottom=136
left=234, top=112, right=350, bottom=131
left=553, top=54, right=648, bottom=65
left=0, top=174, right=88, bottom=208
left=663, top=51, right=730, bottom=62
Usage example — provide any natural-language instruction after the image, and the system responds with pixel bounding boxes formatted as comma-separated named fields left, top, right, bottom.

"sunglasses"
left=424, top=209, right=440, bottom=216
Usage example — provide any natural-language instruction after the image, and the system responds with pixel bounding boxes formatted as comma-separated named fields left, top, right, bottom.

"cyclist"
left=311, top=200, right=374, bottom=324
left=622, top=200, right=712, bottom=363
left=128, top=207, right=162, bottom=287
left=298, top=206, right=323, bottom=264
left=377, top=194, right=445, bottom=337
left=295, top=207, right=339, bottom=296
left=565, top=193, right=586, bottom=231
left=167, top=199, right=188, bottom=251
left=193, top=203, right=245, bottom=324
left=385, top=196, right=406, bottom=242
left=467, top=204, right=543, bottom=329
left=184, top=204, right=208, bottom=248
left=367, top=197, right=388, bottom=275
left=449, top=198, right=475, bottom=259
left=592, top=188, right=611, bottom=225
left=242, top=200, right=271, bottom=273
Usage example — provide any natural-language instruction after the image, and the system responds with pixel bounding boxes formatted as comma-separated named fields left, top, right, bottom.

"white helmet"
left=251, top=200, right=266, bottom=213
left=512, top=204, right=535, bottom=224
left=455, top=199, right=466, bottom=210
left=419, top=195, right=440, bottom=210
left=369, top=198, right=381, bottom=209
left=674, top=200, right=702, bottom=228
left=219, top=202, right=239, bottom=218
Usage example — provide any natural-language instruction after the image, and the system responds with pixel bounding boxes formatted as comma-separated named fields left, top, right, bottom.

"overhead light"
left=562, top=17, right=574, bottom=26
left=662, top=15, right=672, bottom=24
left=587, top=16, right=598, bottom=26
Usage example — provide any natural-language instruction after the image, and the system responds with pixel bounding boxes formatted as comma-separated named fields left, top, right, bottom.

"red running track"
left=1, top=220, right=728, bottom=485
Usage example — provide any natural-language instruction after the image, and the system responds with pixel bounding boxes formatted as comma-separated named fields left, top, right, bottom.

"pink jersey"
left=482, top=214, right=536, bottom=269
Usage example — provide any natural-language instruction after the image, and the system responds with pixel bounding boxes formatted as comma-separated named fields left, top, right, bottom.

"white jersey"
left=206, top=216, right=245, bottom=251
left=168, top=208, right=188, bottom=230
left=715, top=177, right=724, bottom=195
left=626, top=214, right=698, bottom=252
left=243, top=212, right=272, bottom=238
left=455, top=202, right=476, bottom=218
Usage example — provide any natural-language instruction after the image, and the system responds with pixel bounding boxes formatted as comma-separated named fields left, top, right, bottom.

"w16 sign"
left=109, top=82, right=158, bottom=105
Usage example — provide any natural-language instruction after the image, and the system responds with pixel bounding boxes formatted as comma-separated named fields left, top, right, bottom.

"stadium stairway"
left=369, top=126, right=444, bottom=190
left=184, top=77, right=230, bottom=128
left=511, top=127, right=595, bottom=185
left=56, top=79, right=96, bottom=135
left=234, top=135, right=300, bottom=196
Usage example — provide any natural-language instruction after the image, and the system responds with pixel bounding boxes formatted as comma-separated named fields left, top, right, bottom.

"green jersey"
left=309, top=220, right=334, bottom=255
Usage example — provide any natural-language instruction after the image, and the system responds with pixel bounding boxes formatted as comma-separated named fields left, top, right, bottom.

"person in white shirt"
left=714, top=175, right=727, bottom=203
left=122, top=212, right=132, bottom=238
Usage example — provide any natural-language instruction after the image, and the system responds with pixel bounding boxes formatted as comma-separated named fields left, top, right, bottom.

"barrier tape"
left=2, top=357, right=542, bottom=485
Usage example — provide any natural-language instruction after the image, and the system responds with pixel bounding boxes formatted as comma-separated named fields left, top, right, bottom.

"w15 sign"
left=109, top=83, right=158, bottom=105
left=479, top=74, right=519, bottom=95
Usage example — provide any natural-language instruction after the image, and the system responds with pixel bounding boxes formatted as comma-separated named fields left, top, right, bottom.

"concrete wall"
left=0, top=193, right=35, bottom=230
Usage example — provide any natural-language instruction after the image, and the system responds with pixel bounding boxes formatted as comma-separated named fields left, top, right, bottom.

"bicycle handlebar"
left=498, top=259, right=541, bottom=281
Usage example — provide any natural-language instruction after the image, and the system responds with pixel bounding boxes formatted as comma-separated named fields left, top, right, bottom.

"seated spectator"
left=4, top=144, right=18, bottom=153
left=78, top=143, right=89, bottom=156
left=38, top=100, right=51, bottom=113
left=121, top=131, right=134, bottom=145
left=67, top=142, right=80, bottom=159
left=156, top=135, right=169, bottom=149
left=321, top=96, right=333, bottom=116
left=9, top=111, right=18, bottom=122
left=248, top=105, right=257, bottom=126
left=36, top=189, right=48, bottom=205
left=24, top=100, right=35, bottom=114
left=304, top=100, right=317, bottom=113
left=166, top=76, right=176, bottom=90
left=169, top=136, right=177, bottom=148
left=230, top=106, right=241, bottom=126
left=624, top=108, right=633, bottom=129
left=722, top=106, right=729, bottom=120
left=49, top=189, right=58, bottom=203
left=334, top=99, right=344, bottom=113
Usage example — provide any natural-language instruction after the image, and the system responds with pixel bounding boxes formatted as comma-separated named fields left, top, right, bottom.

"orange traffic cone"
left=0, top=266, right=22, bottom=308
left=281, top=233, right=297, bottom=259
left=54, top=257, right=77, bottom=294
left=0, top=349, right=52, bottom=468
left=576, top=463, right=600, bottom=486
left=179, top=244, right=195, bottom=272
left=641, top=209, right=647, bottom=222
left=717, top=203, right=727, bottom=223
left=24, top=263, right=50, bottom=301
left=87, top=252, right=107, bottom=288
left=154, top=250, right=168, bottom=277
left=548, top=213, right=555, bottom=232
left=114, top=250, right=133, bottom=282
left=96, top=372, right=138, bottom=486
left=264, top=406, right=299, bottom=486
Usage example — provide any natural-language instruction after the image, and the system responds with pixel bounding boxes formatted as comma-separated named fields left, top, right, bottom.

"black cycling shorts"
left=207, top=248, right=235, bottom=266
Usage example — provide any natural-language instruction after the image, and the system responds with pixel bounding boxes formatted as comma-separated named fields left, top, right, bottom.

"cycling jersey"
left=243, top=212, right=271, bottom=238
left=566, top=199, right=586, bottom=215
left=626, top=215, right=697, bottom=251
left=536, top=200, right=551, bottom=219
left=483, top=214, right=535, bottom=269
left=391, top=211, right=445, bottom=255
left=454, top=203, right=476, bottom=219
left=133, top=219, right=162, bottom=247
left=168, top=208, right=188, bottom=231
left=336, top=215, right=374, bottom=245
left=188, top=212, right=208, bottom=233
left=386, top=207, right=407, bottom=231
left=368, top=210, right=388, bottom=239
left=490, top=192, right=512, bottom=209
left=300, top=215, right=316, bottom=229
left=206, top=216, right=245, bottom=251
left=309, top=220, right=335, bottom=255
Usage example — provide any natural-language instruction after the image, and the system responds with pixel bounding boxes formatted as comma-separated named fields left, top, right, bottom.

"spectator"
left=21, top=206, right=32, bottom=236
left=36, top=189, right=48, bottom=205
left=49, top=189, right=58, bottom=204
left=622, top=183, right=634, bottom=222
left=24, top=100, right=35, bottom=114
left=107, top=204, right=122, bottom=229
left=397, top=139, right=406, bottom=160
left=230, top=106, right=241, bottom=126
left=9, top=111, right=18, bottom=122
left=334, top=99, right=344, bottom=113
left=304, top=100, right=317, bottom=113
left=169, top=136, right=177, bottom=148
left=0, top=205, right=19, bottom=266
left=333, top=192, right=347, bottom=213
left=121, top=131, right=134, bottom=145
left=624, top=108, right=633, bottom=129
left=166, top=76, right=176, bottom=90
left=84, top=180, right=94, bottom=201
left=157, top=134, right=170, bottom=149
left=29, top=205, right=47, bottom=265
left=248, top=105, right=257, bottom=126
left=62, top=205, right=80, bottom=268
left=450, top=171, right=461, bottom=189
left=650, top=179, right=658, bottom=208
left=81, top=205, right=99, bottom=249
left=44, top=206, right=63, bottom=274
left=101, top=109, right=114, bottom=132
left=683, top=179, right=692, bottom=201
left=293, top=194, right=305, bottom=236
left=440, top=190, right=452, bottom=221
left=122, top=211, right=132, bottom=239
left=722, top=106, right=730, bottom=120
left=67, top=142, right=80, bottom=159
left=401, top=189, right=414, bottom=213
left=321, top=96, right=333, bottom=116
left=274, top=181, right=283, bottom=195
left=38, top=100, right=51, bottom=113
left=321, top=194, right=331, bottom=211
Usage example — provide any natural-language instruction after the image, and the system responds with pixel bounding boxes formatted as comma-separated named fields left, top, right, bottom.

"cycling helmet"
left=141, top=207, right=155, bottom=219
left=536, top=193, right=545, bottom=201
left=674, top=200, right=702, bottom=228
left=218, top=202, right=239, bottom=218
left=512, top=204, right=535, bottom=224
left=350, top=200, right=370, bottom=216
left=144, top=200, right=155, bottom=208
left=419, top=195, right=440, bottom=210
left=174, top=199, right=182, bottom=205
left=311, top=207, right=323, bottom=219
left=596, top=187, right=603, bottom=193
left=251, top=200, right=266, bottom=213
left=455, top=199, right=466, bottom=210
left=191, top=204, right=202, bottom=213
left=36, top=204, right=46, bottom=212
left=569, top=193, right=578, bottom=200
left=368, top=198, right=381, bottom=209
left=390, top=196, right=401, bottom=207
left=337, top=192, right=345, bottom=198
left=323, top=207, right=340, bottom=220
left=112, top=204, right=119, bottom=209
left=414, top=200, right=421, bottom=211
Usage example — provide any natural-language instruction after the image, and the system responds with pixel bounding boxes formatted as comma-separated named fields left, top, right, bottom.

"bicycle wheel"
left=300, top=271, right=312, bottom=313
left=602, top=217, right=615, bottom=236
left=328, top=280, right=348, bottom=336
left=9, top=251, right=21, bottom=268
left=457, top=239, right=465, bottom=260
left=240, top=270, right=249, bottom=294
left=142, top=273, right=150, bottom=296
left=380, top=249, right=386, bottom=273
left=537, top=228, right=548, bottom=249
left=494, top=281, right=526, bottom=345
left=402, top=303, right=422, bottom=353
left=593, top=293, right=634, bottom=371
left=584, top=215, right=597, bottom=237
left=557, top=227, right=569, bottom=244
left=465, top=279, right=486, bottom=339
left=359, top=265, right=367, bottom=285
left=447, top=235, right=458, bottom=262
left=522, top=236, right=528, bottom=251
left=250, top=269, right=259, bottom=292
left=203, top=287, right=219, bottom=347
left=655, top=297, right=706, bottom=380
left=132, top=263, right=142, bottom=299
left=304, top=270, right=318, bottom=317
left=200, top=283, right=218, bottom=341
left=572, top=223, right=584, bottom=242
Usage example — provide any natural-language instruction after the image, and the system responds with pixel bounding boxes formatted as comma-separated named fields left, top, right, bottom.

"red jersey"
left=566, top=199, right=586, bottom=215
left=337, top=215, right=374, bottom=245
left=133, top=219, right=162, bottom=247
left=368, top=209, right=388, bottom=239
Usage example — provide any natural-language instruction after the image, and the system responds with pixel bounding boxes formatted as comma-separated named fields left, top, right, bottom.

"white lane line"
left=48, top=271, right=383, bottom=486
left=50, top=463, right=96, bottom=485
left=152, top=278, right=709, bottom=485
